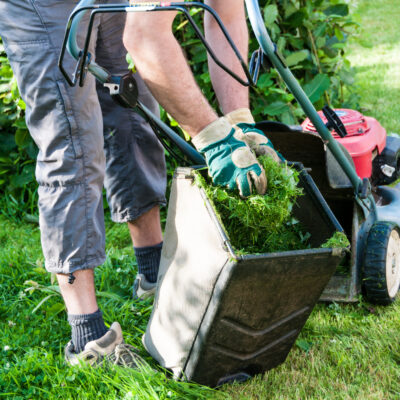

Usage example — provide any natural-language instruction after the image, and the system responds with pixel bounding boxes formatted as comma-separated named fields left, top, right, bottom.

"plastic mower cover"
left=144, top=167, right=345, bottom=387
left=302, top=109, right=387, bottom=179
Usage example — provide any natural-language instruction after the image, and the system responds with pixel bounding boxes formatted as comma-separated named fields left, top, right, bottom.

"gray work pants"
left=0, top=0, right=167, bottom=274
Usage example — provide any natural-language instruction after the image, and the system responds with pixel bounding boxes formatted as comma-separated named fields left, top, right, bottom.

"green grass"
left=0, top=216, right=217, bottom=399
left=1, top=0, right=400, bottom=398
left=1, top=212, right=399, bottom=399
left=347, top=0, right=400, bottom=134
left=321, top=232, right=350, bottom=249
left=195, top=159, right=351, bottom=255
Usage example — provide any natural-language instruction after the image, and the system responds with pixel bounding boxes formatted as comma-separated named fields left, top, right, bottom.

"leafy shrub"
left=176, top=0, right=359, bottom=125
left=0, top=0, right=358, bottom=219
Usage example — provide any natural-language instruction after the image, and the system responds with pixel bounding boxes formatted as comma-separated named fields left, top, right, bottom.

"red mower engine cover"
left=302, top=109, right=386, bottom=179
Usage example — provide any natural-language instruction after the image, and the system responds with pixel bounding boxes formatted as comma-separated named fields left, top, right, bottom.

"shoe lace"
left=107, top=343, right=144, bottom=368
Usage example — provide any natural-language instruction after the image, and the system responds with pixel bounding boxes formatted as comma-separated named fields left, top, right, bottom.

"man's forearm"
left=205, top=0, right=249, bottom=114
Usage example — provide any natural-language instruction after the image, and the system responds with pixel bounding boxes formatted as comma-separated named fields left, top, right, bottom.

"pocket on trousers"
left=56, top=79, right=83, bottom=159
left=4, top=40, right=81, bottom=162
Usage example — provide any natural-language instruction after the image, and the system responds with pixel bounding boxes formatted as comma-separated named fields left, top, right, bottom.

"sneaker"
left=65, top=322, right=144, bottom=368
left=133, top=274, right=157, bottom=300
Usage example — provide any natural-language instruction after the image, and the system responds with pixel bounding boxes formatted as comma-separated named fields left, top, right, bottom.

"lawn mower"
left=300, top=107, right=400, bottom=302
left=59, top=0, right=400, bottom=386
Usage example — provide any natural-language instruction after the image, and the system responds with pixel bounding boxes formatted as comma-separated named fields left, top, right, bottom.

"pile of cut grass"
left=321, top=231, right=350, bottom=249
left=195, top=156, right=350, bottom=255
left=194, top=156, right=311, bottom=254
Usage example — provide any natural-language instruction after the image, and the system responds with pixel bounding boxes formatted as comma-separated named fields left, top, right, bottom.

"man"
left=0, top=0, right=167, bottom=366
left=123, top=0, right=281, bottom=197
left=1, top=0, right=280, bottom=368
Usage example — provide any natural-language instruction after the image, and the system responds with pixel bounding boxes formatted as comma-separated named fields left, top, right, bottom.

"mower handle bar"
left=60, top=1, right=254, bottom=88
left=59, top=0, right=258, bottom=167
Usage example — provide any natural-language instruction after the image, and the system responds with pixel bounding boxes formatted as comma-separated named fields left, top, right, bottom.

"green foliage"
left=176, top=0, right=359, bottom=126
left=195, top=156, right=351, bottom=254
left=194, top=156, right=311, bottom=254
left=1, top=206, right=400, bottom=399
left=1, top=2, right=399, bottom=398
left=0, top=215, right=218, bottom=399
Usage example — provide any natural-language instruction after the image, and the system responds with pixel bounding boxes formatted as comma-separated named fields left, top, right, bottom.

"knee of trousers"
left=38, top=180, right=106, bottom=274
left=33, top=87, right=107, bottom=274
left=6, top=42, right=107, bottom=274
left=102, top=108, right=167, bottom=223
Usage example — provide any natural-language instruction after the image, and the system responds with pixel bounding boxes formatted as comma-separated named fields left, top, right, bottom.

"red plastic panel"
left=302, top=109, right=387, bottom=178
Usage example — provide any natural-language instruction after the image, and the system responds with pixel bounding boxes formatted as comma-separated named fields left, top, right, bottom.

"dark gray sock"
left=68, top=309, right=108, bottom=353
left=134, top=242, right=163, bottom=284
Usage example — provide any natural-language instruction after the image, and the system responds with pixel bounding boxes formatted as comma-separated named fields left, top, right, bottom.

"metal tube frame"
left=59, top=1, right=254, bottom=87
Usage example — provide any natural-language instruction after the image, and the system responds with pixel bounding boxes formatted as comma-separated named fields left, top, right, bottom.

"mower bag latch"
left=249, top=47, right=277, bottom=83
left=249, top=43, right=287, bottom=84
left=249, top=48, right=265, bottom=84
left=104, top=72, right=139, bottom=108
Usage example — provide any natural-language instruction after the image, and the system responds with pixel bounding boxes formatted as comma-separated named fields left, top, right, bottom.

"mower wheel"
left=362, top=222, right=400, bottom=305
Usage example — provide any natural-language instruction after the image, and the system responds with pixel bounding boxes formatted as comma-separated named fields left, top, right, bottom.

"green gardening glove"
left=192, top=118, right=267, bottom=197
left=226, top=108, right=285, bottom=163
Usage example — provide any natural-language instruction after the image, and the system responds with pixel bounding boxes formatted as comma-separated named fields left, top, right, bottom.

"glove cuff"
left=225, top=108, right=255, bottom=126
left=192, top=117, right=233, bottom=151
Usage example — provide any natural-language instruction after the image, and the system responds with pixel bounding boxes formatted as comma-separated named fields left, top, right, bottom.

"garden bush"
left=0, top=0, right=358, bottom=219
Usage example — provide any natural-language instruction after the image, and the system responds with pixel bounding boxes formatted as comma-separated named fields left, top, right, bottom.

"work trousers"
left=0, top=0, right=167, bottom=274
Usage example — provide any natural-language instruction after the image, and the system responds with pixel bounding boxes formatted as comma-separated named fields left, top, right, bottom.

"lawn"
left=346, top=0, right=400, bottom=134
left=1, top=0, right=400, bottom=399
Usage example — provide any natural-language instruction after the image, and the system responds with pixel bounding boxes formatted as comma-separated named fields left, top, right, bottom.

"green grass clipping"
left=194, top=156, right=310, bottom=254
left=321, top=231, right=350, bottom=249
left=194, top=156, right=350, bottom=255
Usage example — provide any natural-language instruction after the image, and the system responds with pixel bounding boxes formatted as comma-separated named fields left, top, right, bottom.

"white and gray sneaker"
left=133, top=274, right=157, bottom=300
left=65, top=322, right=144, bottom=368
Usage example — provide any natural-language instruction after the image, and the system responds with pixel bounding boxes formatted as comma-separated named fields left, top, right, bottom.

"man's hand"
left=192, top=118, right=267, bottom=197
left=226, top=108, right=285, bottom=163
